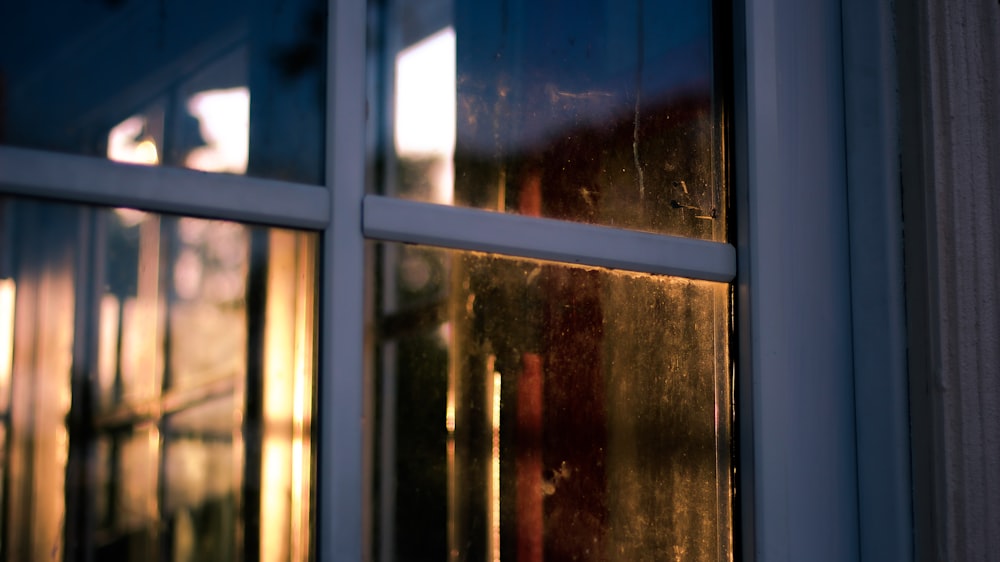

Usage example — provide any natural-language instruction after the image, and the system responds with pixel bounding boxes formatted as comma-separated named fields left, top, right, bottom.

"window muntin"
left=0, top=0, right=326, bottom=185
left=0, top=195, right=316, bottom=560
left=0, top=0, right=740, bottom=558
left=370, top=0, right=725, bottom=241
left=371, top=242, right=731, bottom=560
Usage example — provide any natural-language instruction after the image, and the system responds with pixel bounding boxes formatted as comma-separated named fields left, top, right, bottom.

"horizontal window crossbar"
left=363, top=195, right=736, bottom=282
left=0, top=147, right=330, bottom=229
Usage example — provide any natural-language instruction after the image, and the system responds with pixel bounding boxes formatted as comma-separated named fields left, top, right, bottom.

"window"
left=2, top=0, right=737, bottom=558
left=0, top=0, right=907, bottom=560
left=366, top=0, right=734, bottom=560
left=0, top=198, right=315, bottom=560
left=0, top=0, right=325, bottom=559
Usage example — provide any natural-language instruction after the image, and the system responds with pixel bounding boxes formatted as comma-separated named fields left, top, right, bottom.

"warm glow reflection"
left=107, top=87, right=249, bottom=174
left=262, top=229, right=314, bottom=561
left=381, top=244, right=730, bottom=560
left=114, top=207, right=148, bottom=227
left=445, top=395, right=456, bottom=433
left=290, top=234, right=315, bottom=562
left=0, top=201, right=318, bottom=559
left=395, top=27, right=456, bottom=204
left=120, top=216, right=163, bottom=403
left=262, top=437, right=292, bottom=561
left=490, top=369, right=501, bottom=562
left=262, top=256, right=293, bottom=562
left=108, top=116, right=160, bottom=165
left=0, top=279, right=15, bottom=410
left=185, top=87, right=250, bottom=174
left=135, top=140, right=159, bottom=164
left=0, top=197, right=319, bottom=559
left=97, top=295, right=120, bottom=408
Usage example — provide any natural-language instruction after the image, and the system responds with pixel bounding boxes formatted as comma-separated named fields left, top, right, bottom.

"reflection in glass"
left=371, top=0, right=726, bottom=240
left=0, top=195, right=316, bottom=561
left=370, top=242, right=732, bottom=561
left=393, top=28, right=457, bottom=205
left=0, top=0, right=326, bottom=185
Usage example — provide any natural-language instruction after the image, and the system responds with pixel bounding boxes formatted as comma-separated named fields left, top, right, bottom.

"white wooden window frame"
left=0, top=0, right=913, bottom=560
left=737, top=0, right=911, bottom=561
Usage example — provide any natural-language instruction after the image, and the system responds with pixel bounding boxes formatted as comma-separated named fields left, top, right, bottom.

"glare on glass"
left=0, top=0, right=326, bottom=185
left=0, top=195, right=316, bottom=561
left=371, top=0, right=726, bottom=241
left=370, top=242, right=732, bottom=561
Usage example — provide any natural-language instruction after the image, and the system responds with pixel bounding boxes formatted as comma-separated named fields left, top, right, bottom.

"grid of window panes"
left=0, top=0, right=324, bottom=559
left=0, top=0, right=731, bottom=559
left=367, top=0, right=732, bottom=560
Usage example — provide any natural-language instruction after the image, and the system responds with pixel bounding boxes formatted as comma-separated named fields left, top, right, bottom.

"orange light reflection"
left=262, top=229, right=314, bottom=562
left=490, top=367, right=501, bottom=562
left=0, top=279, right=15, bottom=411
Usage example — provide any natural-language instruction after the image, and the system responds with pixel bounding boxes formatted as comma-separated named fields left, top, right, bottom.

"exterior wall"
left=898, top=1, right=1000, bottom=560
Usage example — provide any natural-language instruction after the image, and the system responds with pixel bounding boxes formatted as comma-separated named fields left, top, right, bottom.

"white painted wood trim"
left=320, top=0, right=367, bottom=558
left=363, top=195, right=737, bottom=282
left=841, top=0, right=913, bottom=559
left=736, top=0, right=860, bottom=559
left=0, top=146, right=330, bottom=229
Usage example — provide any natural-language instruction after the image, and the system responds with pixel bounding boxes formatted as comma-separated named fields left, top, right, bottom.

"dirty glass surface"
left=369, top=0, right=726, bottom=241
left=370, top=241, right=732, bottom=561
left=0, top=194, right=316, bottom=561
left=0, top=0, right=326, bottom=185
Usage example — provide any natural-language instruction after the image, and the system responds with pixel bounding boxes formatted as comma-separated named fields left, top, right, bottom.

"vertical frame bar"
left=735, top=0, right=860, bottom=560
left=841, top=0, right=913, bottom=560
left=323, top=0, right=368, bottom=559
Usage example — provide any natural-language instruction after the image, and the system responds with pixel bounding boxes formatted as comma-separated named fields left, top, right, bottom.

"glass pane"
left=369, top=242, right=732, bottom=561
left=369, top=0, right=726, bottom=241
left=0, top=0, right=326, bottom=185
left=0, top=194, right=316, bottom=561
